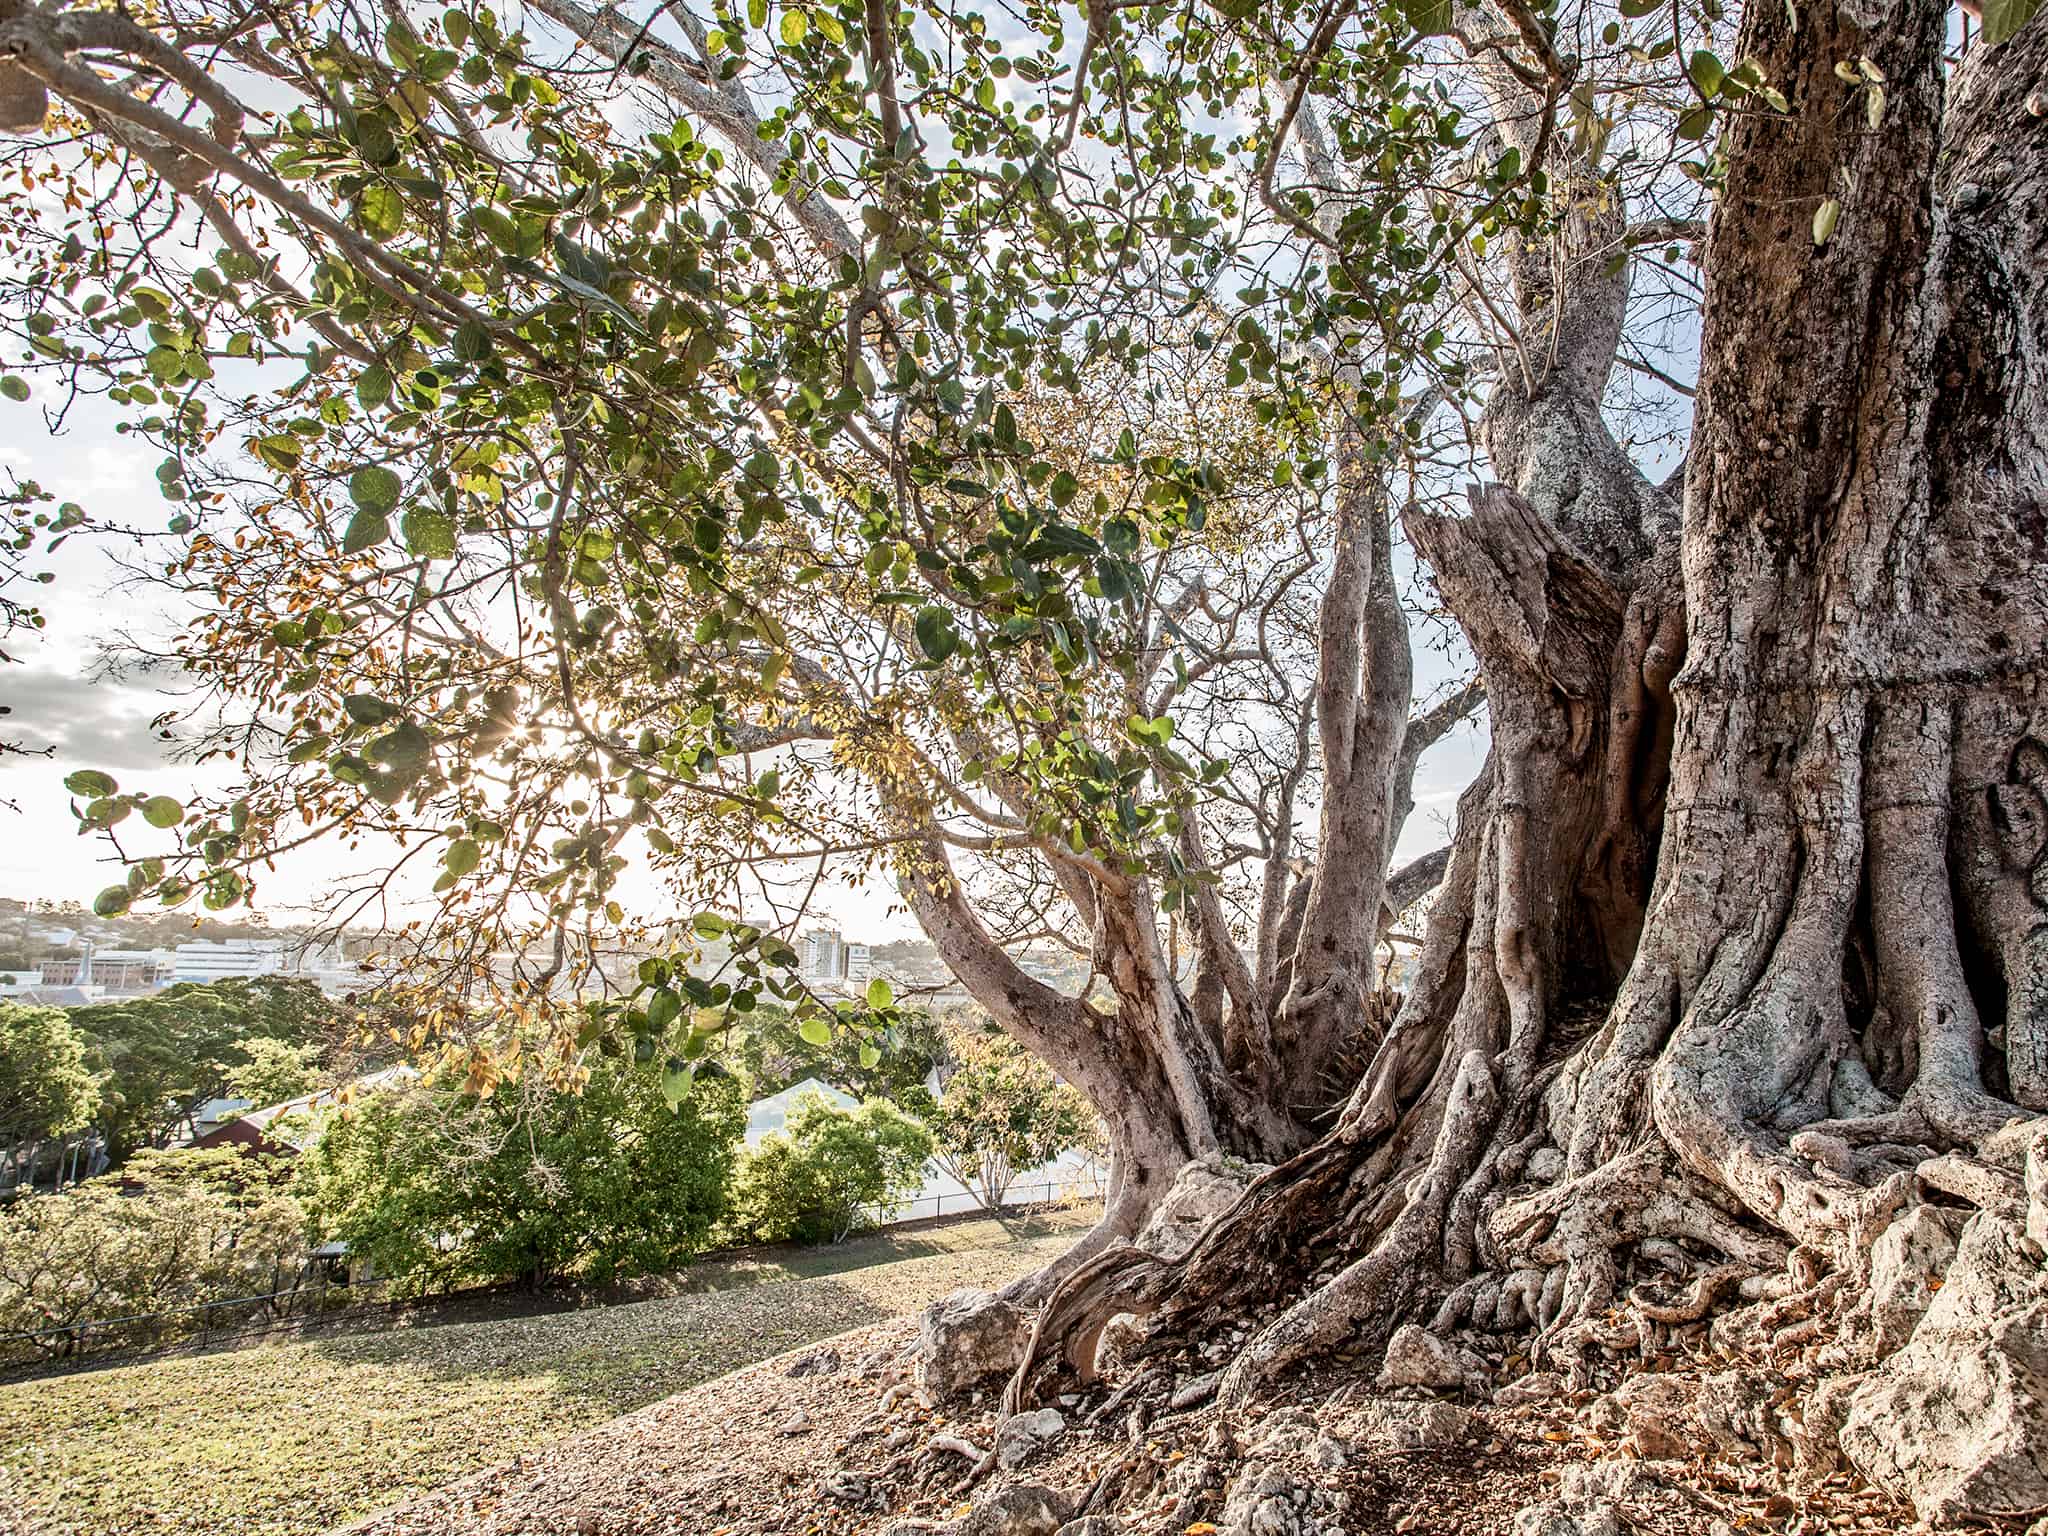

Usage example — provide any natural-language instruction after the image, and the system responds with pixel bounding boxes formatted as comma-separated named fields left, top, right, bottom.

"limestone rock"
left=2028, top=1127, right=2048, bottom=1253
left=786, top=1346, right=842, bottom=1378
left=1509, top=1503, right=1620, bottom=1536
left=1867, top=1205, right=1958, bottom=1354
left=919, top=1288, right=1031, bottom=1402
left=931, top=1485, right=1074, bottom=1536
left=1608, top=1369, right=1784, bottom=1463
left=1841, top=1208, right=2048, bottom=1523
left=1526, top=1147, right=1566, bottom=1184
left=1222, top=1465, right=1313, bottom=1536
left=1376, top=1323, right=1483, bottom=1392
left=1493, top=1371, right=1565, bottom=1408
left=1332, top=1394, right=1472, bottom=1452
left=1134, top=1153, right=1272, bottom=1262
left=996, top=1407, right=1067, bottom=1471
left=1055, top=1521, right=1122, bottom=1536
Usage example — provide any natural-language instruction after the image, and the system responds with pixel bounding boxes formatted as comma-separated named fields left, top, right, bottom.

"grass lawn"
left=0, top=1207, right=1094, bottom=1536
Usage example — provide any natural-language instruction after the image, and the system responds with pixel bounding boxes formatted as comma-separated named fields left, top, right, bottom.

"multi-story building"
left=843, top=942, right=873, bottom=983
left=800, top=927, right=845, bottom=980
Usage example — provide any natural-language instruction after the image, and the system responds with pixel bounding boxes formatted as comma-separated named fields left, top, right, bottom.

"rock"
left=919, top=1288, right=1032, bottom=1402
left=786, top=1346, right=842, bottom=1378
left=819, top=1469, right=879, bottom=1509
left=1332, top=1395, right=1472, bottom=1452
left=1557, top=1461, right=1659, bottom=1505
left=1376, top=1323, right=1483, bottom=1392
left=1510, top=1503, right=1620, bottom=1536
left=1248, top=1407, right=1320, bottom=1458
left=1055, top=1521, right=1122, bottom=1536
left=1134, top=1153, right=1272, bottom=1262
left=1608, top=1369, right=1784, bottom=1463
left=776, top=1407, right=812, bottom=1436
left=1493, top=1371, right=1565, bottom=1408
left=1222, top=1465, right=1311, bottom=1536
left=1841, top=1208, right=2048, bottom=1523
left=996, top=1407, right=1067, bottom=1470
left=1526, top=1147, right=1566, bottom=1184
left=2028, top=1127, right=2048, bottom=1253
left=1867, top=1205, right=1958, bottom=1354
left=956, top=1484, right=1074, bottom=1536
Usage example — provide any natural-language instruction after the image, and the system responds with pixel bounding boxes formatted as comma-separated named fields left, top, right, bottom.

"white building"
left=172, top=938, right=289, bottom=984
left=799, top=927, right=845, bottom=980
left=843, top=943, right=872, bottom=983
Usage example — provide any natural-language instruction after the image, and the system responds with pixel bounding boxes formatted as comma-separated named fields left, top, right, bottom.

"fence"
left=862, top=1172, right=1106, bottom=1228
left=1, top=1178, right=1109, bottom=1373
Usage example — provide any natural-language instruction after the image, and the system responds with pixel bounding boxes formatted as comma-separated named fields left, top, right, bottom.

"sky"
left=0, top=385, right=1488, bottom=942
left=0, top=2, right=1496, bottom=944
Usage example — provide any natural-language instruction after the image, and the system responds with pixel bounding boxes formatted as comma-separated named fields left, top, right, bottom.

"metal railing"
left=0, top=1182, right=1110, bottom=1373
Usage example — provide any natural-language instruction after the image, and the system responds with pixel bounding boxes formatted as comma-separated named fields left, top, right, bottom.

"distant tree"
left=724, top=1096, right=935, bottom=1246
left=298, top=1057, right=746, bottom=1291
left=223, top=1038, right=327, bottom=1108
left=0, top=1002, right=98, bottom=1149
left=928, top=1027, right=1094, bottom=1212
left=70, top=978, right=342, bottom=1161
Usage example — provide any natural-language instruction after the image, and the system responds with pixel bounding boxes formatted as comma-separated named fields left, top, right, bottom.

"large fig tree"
left=0, top=0, right=2042, bottom=1428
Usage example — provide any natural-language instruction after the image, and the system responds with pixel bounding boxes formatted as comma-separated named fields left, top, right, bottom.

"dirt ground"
left=344, top=1316, right=1914, bottom=1536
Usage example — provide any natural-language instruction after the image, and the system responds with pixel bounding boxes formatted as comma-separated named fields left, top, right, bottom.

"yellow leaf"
left=1186, top=1525, right=1221, bottom=1534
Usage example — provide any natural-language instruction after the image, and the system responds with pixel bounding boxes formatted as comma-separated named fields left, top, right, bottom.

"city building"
left=843, top=942, right=872, bottom=983
left=800, top=926, right=845, bottom=980
left=171, top=938, right=289, bottom=985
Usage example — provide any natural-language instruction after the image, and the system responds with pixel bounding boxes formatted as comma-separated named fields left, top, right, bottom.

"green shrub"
left=296, top=1056, right=746, bottom=1290
left=724, top=1095, right=934, bottom=1245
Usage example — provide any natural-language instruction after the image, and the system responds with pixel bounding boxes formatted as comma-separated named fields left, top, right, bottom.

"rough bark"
left=998, top=0, right=2048, bottom=1428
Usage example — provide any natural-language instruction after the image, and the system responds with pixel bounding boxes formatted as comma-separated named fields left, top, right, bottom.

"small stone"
left=955, top=1484, right=1074, bottom=1536
left=776, top=1407, right=812, bottom=1436
left=995, top=1406, right=1067, bottom=1470
left=820, top=1469, right=877, bottom=1509
left=1055, top=1521, right=1121, bottom=1536
left=786, top=1346, right=842, bottom=1378
left=1377, top=1323, right=1483, bottom=1391
left=1494, top=1371, right=1566, bottom=1407
left=1526, top=1147, right=1566, bottom=1183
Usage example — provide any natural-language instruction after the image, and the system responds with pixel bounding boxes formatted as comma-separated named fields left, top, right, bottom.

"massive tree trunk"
left=1003, top=0, right=2048, bottom=1416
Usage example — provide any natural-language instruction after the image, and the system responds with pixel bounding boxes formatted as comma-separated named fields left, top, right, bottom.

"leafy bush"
left=223, top=1037, right=328, bottom=1107
left=724, top=1095, right=934, bottom=1245
left=928, top=1026, right=1095, bottom=1210
left=296, top=1056, right=746, bottom=1290
left=0, top=1147, right=308, bottom=1361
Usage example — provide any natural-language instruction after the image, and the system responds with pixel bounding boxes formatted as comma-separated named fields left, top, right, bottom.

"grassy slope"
left=0, top=1209, right=1092, bottom=1536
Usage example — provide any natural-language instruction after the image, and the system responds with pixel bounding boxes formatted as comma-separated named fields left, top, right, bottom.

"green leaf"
left=401, top=507, right=457, bottom=559
left=358, top=185, right=405, bottom=239
left=64, top=769, right=117, bottom=798
left=1399, top=0, right=1453, bottom=35
left=0, top=376, right=27, bottom=402
left=343, top=694, right=401, bottom=725
left=780, top=9, right=808, bottom=45
left=356, top=365, right=394, bottom=410
left=452, top=321, right=493, bottom=362
left=1688, top=49, right=1726, bottom=96
left=93, top=885, right=133, bottom=918
left=1980, top=0, right=2041, bottom=46
left=343, top=507, right=390, bottom=554
left=859, top=1042, right=882, bottom=1069
left=749, top=0, right=768, bottom=24
left=256, top=434, right=302, bottom=472
left=914, top=605, right=959, bottom=662
left=141, top=795, right=185, bottom=828
left=350, top=464, right=404, bottom=511
left=798, top=1014, right=832, bottom=1047
left=661, top=1058, right=694, bottom=1108
left=445, top=837, right=481, bottom=875
left=691, top=911, right=728, bottom=938
left=864, top=976, right=893, bottom=1010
